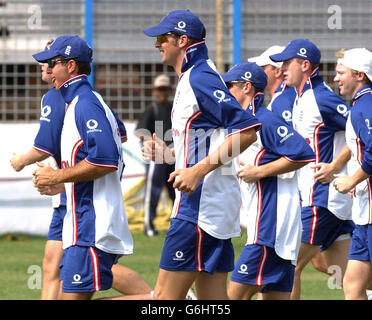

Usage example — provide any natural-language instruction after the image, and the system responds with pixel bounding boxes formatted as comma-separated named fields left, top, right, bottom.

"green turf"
left=0, top=232, right=345, bottom=300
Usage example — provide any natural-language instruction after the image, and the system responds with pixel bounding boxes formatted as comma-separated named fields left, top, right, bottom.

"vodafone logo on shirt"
left=40, top=105, right=52, bottom=122
left=213, top=90, right=231, bottom=103
left=277, top=125, right=294, bottom=143
left=86, top=119, right=102, bottom=133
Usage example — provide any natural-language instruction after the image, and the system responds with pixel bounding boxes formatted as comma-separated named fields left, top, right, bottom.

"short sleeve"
left=357, top=112, right=372, bottom=175
left=260, top=111, right=315, bottom=162
left=315, top=89, right=350, bottom=132
left=75, top=98, right=119, bottom=168
left=33, top=88, right=65, bottom=156
left=189, top=67, right=261, bottom=134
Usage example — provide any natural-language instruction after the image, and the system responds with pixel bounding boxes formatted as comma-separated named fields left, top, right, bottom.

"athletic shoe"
left=144, top=228, right=158, bottom=237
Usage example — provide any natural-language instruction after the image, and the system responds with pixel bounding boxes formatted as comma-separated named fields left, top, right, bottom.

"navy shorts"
left=349, top=224, right=372, bottom=263
left=159, top=219, right=235, bottom=274
left=60, top=245, right=119, bottom=293
left=301, top=206, right=354, bottom=250
left=230, top=244, right=295, bottom=292
left=47, top=205, right=66, bottom=241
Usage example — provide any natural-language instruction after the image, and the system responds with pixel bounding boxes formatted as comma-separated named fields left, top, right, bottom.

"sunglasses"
left=46, top=57, right=74, bottom=69
left=226, top=81, right=246, bottom=89
left=156, top=32, right=179, bottom=44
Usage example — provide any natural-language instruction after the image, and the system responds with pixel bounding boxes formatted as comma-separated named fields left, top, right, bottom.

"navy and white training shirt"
left=59, top=75, right=133, bottom=255
left=239, top=92, right=315, bottom=263
left=170, top=41, right=261, bottom=240
left=345, top=85, right=372, bottom=225
left=292, top=69, right=352, bottom=220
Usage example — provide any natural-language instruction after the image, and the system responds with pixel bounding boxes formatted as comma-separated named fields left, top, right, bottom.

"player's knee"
left=294, top=263, right=305, bottom=275
left=343, top=275, right=365, bottom=299
left=342, top=273, right=355, bottom=292
left=311, top=260, right=328, bottom=274
left=42, top=253, right=60, bottom=279
left=42, top=253, right=53, bottom=271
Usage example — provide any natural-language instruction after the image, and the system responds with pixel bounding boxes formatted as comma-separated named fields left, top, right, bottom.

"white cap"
left=248, top=45, right=285, bottom=68
left=154, top=74, right=171, bottom=88
left=337, top=48, right=372, bottom=82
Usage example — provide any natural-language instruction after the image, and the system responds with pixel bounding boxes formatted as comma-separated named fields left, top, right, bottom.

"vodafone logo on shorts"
left=72, top=273, right=83, bottom=284
left=238, top=264, right=249, bottom=275
left=173, top=250, right=185, bottom=261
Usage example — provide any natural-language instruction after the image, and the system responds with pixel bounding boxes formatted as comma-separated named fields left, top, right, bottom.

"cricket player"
left=143, top=10, right=261, bottom=299
left=32, top=35, right=133, bottom=300
left=249, top=45, right=331, bottom=277
left=10, top=40, right=66, bottom=299
left=270, top=39, right=354, bottom=299
left=248, top=45, right=296, bottom=124
left=333, top=48, right=372, bottom=299
left=222, top=62, right=315, bottom=300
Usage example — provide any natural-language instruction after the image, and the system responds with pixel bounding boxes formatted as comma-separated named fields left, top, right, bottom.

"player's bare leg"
left=60, top=291, right=94, bottom=300
left=290, top=242, right=321, bottom=300
left=41, top=240, right=64, bottom=300
left=98, top=264, right=153, bottom=300
left=343, top=260, right=372, bottom=300
left=153, top=269, right=197, bottom=300
left=262, top=290, right=290, bottom=300
left=103, top=292, right=152, bottom=300
left=311, top=251, right=330, bottom=274
left=227, top=281, right=263, bottom=300
left=112, top=264, right=152, bottom=295
left=195, top=271, right=229, bottom=300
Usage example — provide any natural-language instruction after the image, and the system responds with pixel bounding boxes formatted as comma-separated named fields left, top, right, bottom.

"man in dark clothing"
left=135, top=74, right=175, bottom=236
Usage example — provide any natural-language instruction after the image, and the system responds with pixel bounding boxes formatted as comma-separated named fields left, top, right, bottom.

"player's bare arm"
left=10, top=148, right=49, bottom=172
left=35, top=183, right=66, bottom=196
left=168, top=128, right=257, bottom=195
left=333, top=167, right=370, bottom=194
left=313, top=144, right=351, bottom=184
left=33, top=160, right=116, bottom=186
left=238, top=156, right=309, bottom=183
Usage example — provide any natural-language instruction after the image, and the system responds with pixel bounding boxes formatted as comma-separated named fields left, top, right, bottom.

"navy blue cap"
left=222, top=62, right=267, bottom=90
left=32, top=35, right=93, bottom=63
left=269, top=39, right=321, bottom=64
left=143, top=10, right=205, bottom=40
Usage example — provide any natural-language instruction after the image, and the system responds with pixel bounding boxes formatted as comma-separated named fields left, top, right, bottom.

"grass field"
left=0, top=232, right=345, bottom=300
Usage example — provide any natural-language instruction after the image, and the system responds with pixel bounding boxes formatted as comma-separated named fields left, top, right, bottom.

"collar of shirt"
left=180, top=41, right=208, bottom=75
left=352, top=84, right=372, bottom=106
left=275, top=80, right=287, bottom=94
left=247, top=92, right=265, bottom=115
left=298, top=68, right=320, bottom=97
left=59, top=75, right=91, bottom=104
